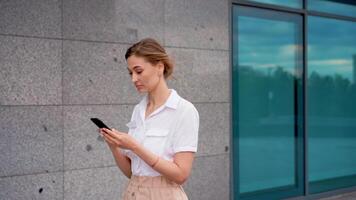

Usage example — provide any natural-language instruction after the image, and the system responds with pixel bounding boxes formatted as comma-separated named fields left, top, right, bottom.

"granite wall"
left=0, top=0, right=230, bottom=199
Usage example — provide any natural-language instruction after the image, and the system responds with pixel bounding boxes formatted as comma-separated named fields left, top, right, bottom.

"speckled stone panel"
left=0, top=36, right=62, bottom=105
left=0, top=106, right=63, bottom=177
left=63, top=0, right=164, bottom=44
left=167, top=48, right=229, bottom=103
left=0, top=172, right=63, bottom=200
left=165, top=0, right=229, bottom=50
left=195, top=103, right=230, bottom=156
left=64, top=167, right=128, bottom=200
left=184, top=154, right=230, bottom=200
left=321, top=191, right=356, bottom=200
left=62, top=40, right=141, bottom=105
left=63, top=105, right=134, bottom=170
left=0, top=0, right=61, bottom=38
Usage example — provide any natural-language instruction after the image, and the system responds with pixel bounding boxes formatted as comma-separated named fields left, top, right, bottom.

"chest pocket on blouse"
left=143, top=129, right=169, bottom=156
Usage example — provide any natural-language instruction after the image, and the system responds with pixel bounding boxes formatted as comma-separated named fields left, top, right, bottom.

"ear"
left=157, top=61, right=165, bottom=75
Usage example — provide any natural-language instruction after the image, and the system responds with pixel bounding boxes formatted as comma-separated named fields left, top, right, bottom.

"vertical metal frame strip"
left=303, top=0, right=309, bottom=197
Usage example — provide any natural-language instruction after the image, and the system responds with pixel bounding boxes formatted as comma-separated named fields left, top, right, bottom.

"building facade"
left=231, top=0, right=356, bottom=199
left=0, top=0, right=355, bottom=200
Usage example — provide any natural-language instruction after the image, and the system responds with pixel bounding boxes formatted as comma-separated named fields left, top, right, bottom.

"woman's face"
left=127, top=55, right=163, bottom=93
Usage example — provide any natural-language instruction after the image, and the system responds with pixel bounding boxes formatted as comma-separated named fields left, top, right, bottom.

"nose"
left=131, top=73, right=137, bottom=83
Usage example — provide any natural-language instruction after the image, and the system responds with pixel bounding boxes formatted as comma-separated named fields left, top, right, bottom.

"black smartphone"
left=90, top=118, right=111, bottom=130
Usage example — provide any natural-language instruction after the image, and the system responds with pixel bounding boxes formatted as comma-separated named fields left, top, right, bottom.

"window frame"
left=229, top=0, right=356, bottom=200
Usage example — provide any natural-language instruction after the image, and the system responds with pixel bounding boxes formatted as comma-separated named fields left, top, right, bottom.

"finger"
left=111, top=128, right=125, bottom=135
left=103, top=128, right=114, bottom=135
left=102, top=130, right=116, bottom=141
left=105, top=132, right=118, bottom=142
left=104, top=129, right=117, bottom=137
left=104, top=138, right=114, bottom=146
left=110, top=128, right=122, bottom=134
left=102, top=134, right=115, bottom=145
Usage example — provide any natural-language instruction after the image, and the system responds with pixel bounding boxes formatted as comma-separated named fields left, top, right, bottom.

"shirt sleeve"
left=172, top=104, right=200, bottom=153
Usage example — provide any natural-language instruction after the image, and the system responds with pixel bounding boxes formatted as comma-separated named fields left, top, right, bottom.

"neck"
left=147, top=79, right=170, bottom=107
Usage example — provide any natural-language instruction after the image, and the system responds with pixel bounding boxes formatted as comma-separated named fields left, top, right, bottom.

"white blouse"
left=122, top=89, right=199, bottom=176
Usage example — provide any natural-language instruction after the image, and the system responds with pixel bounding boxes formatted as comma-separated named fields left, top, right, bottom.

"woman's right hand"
left=99, top=129, right=132, bottom=178
left=99, top=128, right=117, bottom=149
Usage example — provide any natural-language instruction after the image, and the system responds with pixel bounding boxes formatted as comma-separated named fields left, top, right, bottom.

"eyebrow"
left=127, top=66, right=142, bottom=71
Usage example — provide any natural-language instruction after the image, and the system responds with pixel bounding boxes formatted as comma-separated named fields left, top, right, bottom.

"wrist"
left=109, top=144, right=119, bottom=151
left=130, top=141, right=140, bottom=154
left=150, top=156, right=160, bottom=168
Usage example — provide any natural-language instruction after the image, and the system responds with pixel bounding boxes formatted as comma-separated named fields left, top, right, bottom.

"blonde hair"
left=125, top=38, right=174, bottom=79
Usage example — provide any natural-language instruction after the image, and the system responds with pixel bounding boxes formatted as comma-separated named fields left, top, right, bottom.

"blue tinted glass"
left=309, top=0, right=356, bottom=18
left=232, top=6, right=304, bottom=199
left=249, top=0, right=302, bottom=8
left=308, top=16, right=356, bottom=194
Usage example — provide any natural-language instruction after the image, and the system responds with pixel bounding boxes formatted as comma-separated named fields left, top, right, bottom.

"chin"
left=136, top=88, right=148, bottom=93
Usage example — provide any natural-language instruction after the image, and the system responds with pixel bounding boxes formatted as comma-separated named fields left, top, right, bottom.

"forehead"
left=126, top=55, right=148, bottom=70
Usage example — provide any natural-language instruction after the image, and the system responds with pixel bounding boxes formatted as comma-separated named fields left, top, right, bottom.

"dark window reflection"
left=307, top=16, right=356, bottom=194
left=233, top=6, right=304, bottom=198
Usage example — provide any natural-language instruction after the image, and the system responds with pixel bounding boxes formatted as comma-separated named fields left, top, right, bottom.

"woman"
left=99, top=38, right=199, bottom=200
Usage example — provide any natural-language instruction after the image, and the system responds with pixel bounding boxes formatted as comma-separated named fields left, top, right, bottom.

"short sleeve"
left=172, top=104, right=199, bottom=153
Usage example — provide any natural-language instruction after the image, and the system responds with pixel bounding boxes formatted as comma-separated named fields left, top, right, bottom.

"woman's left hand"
left=101, top=128, right=138, bottom=150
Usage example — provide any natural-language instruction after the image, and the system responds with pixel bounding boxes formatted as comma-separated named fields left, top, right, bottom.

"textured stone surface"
left=184, top=154, right=230, bottom=200
left=0, top=36, right=62, bottom=105
left=63, top=0, right=164, bottom=43
left=62, top=43, right=229, bottom=105
left=62, top=40, right=141, bottom=105
left=0, top=172, right=63, bottom=200
left=320, top=191, right=356, bottom=200
left=167, top=48, right=229, bottom=103
left=64, top=166, right=128, bottom=200
left=0, top=106, right=63, bottom=177
left=195, top=103, right=230, bottom=156
left=63, top=105, right=134, bottom=170
left=165, top=0, right=229, bottom=50
left=0, top=0, right=61, bottom=38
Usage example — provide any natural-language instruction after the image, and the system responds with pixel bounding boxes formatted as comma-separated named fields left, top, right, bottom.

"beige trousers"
left=122, top=176, right=188, bottom=200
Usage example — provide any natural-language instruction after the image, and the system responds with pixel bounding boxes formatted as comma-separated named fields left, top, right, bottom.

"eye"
left=136, top=70, right=142, bottom=74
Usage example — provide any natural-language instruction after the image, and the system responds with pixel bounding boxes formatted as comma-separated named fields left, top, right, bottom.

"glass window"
left=248, top=0, right=302, bottom=8
left=232, top=5, right=304, bottom=200
left=307, top=16, right=356, bottom=194
left=308, top=0, right=356, bottom=18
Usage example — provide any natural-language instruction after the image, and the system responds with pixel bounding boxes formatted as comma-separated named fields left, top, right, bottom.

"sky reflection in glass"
left=309, top=0, right=356, bottom=18
left=308, top=16, right=356, bottom=82
left=249, top=0, right=302, bottom=8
